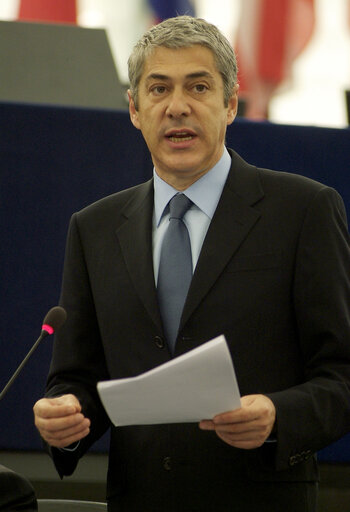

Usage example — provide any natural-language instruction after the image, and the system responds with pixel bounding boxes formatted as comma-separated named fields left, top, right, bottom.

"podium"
left=0, top=20, right=127, bottom=110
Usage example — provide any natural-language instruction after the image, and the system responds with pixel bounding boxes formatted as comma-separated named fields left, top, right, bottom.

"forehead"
left=140, top=45, right=220, bottom=83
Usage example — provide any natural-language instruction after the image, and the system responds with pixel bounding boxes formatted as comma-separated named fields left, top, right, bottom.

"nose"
left=165, top=89, right=191, bottom=118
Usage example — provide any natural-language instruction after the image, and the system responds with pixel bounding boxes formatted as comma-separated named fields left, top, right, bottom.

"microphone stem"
left=0, top=331, right=47, bottom=401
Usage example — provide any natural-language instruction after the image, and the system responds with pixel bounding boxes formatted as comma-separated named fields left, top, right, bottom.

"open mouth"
left=166, top=131, right=196, bottom=143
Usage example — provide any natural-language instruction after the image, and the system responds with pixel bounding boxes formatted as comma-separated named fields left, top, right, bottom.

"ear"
left=226, top=84, right=239, bottom=126
left=128, top=90, right=141, bottom=130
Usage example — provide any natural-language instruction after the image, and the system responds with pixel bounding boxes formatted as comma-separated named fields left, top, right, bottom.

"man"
left=33, top=16, right=350, bottom=511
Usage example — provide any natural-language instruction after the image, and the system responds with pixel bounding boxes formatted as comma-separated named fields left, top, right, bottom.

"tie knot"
left=169, top=194, right=192, bottom=220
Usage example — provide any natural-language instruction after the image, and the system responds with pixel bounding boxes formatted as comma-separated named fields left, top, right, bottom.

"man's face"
left=128, top=45, right=238, bottom=190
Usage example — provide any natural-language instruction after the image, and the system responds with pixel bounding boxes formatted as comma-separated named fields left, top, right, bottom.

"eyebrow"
left=145, top=71, right=215, bottom=82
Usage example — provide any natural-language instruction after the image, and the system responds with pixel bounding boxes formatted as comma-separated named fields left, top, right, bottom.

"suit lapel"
left=181, top=151, right=265, bottom=328
left=115, top=179, right=163, bottom=331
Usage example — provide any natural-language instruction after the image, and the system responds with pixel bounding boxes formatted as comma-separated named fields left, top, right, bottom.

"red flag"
left=18, top=0, right=77, bottom=24
left=236, top=0, right=315, bottom=119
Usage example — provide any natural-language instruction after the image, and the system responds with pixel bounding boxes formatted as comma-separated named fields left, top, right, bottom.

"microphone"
left=0, top=306, right=67, bottom=401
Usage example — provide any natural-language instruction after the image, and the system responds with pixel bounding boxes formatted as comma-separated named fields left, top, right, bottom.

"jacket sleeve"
left=45, top=213, right=111, bottom=477
left=268, top=186, right=350, bottom=471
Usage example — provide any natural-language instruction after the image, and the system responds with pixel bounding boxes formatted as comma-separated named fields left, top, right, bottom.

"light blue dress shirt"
left=153, top=147, right=232, bottom=284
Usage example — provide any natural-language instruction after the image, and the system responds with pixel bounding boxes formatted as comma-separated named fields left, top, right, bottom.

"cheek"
left=140, top=126, right=159, bottom=153
left=140, top=111, right=158, bottom=133
left=219, top=115, right=230, bottom=137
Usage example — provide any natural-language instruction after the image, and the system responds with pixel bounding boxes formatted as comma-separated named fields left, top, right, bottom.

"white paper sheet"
left=97, top=334, right=241, bottom=426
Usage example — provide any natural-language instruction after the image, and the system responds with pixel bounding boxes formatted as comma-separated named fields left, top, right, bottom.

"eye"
left=150, top=85, right=167, bottom=95
left=193, top=83, right=208, bottom=93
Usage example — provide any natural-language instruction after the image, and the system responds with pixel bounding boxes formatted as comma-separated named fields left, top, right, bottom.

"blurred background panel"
left=0, top=0, right=350, bottom=127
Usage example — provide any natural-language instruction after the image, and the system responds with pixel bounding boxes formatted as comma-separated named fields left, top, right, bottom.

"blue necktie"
left=157, top=194, right=193, bottom=353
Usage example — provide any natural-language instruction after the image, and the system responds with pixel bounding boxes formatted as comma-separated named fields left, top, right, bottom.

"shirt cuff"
left=59, top=440, right=80, bottom=452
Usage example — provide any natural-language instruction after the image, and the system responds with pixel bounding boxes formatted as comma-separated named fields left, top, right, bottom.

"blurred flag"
left=18, top=0, right=77, bottom=24
left=236, top=0, right=315, bottom=119
left=148, top=0, right=195, bottom=23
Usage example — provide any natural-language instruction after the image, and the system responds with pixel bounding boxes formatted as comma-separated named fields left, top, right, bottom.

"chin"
left=166, top=158, right=200, bottom=173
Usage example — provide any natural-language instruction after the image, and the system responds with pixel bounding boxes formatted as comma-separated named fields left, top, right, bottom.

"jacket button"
left=289, top=455, right=297, bottom=466
left=154, top=336, right=165, bottom=349
left=302, top=450, right=312, bottom=461
left=163, top=456, right=171, bottom=471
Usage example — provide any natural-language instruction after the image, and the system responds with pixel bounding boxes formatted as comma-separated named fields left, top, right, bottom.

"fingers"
left=199, top=416, right=269, bottom=447
left=41, top=416, right=91, bottom=448
left=33, top=394, right=91, bottom=449
left=216, top=431, right=267, bottom=450
left=199, top=394, right=276, bottom=449
left=214, top=423, right=272, bottom=449
left=34, top=394, right=80, bottom=418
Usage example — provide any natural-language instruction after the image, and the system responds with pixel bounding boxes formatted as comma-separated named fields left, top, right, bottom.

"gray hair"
left=128, top=15, right=238, bottom=109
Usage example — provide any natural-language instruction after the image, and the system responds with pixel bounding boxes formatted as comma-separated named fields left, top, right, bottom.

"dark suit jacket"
left=0, top=465, right=37, bottom=511
left=46, top=149, right=350, bottom=511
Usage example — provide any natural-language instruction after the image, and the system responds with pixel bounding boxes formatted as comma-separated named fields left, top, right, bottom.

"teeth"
left=169, top=135, right=193, bottom=142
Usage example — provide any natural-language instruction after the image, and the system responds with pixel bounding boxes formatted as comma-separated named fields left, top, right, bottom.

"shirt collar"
left=153, top=147, right=231, bottom=226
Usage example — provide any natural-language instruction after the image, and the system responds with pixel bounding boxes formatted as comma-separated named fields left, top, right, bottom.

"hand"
left=199, top=394, right=276, bottom=449
left=33, top=394, right=91, bottom=448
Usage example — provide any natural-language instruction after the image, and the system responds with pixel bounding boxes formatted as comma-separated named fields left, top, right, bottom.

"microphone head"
left=42, top=306, right=67, bottom=335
